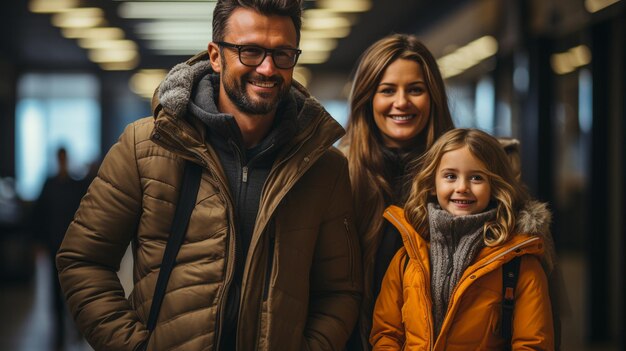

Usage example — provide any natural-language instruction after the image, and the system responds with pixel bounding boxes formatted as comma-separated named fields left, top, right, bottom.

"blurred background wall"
left=0, top=0, right=623, bottom=350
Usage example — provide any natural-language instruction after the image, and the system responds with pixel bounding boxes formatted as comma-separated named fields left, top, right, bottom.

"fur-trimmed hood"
left=514, top=200, right=557, bottom=272
left=514, top=200, right=552, bottom=237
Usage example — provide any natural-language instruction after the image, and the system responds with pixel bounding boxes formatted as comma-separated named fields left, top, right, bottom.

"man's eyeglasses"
left=217, top=41, right=302, bottom=69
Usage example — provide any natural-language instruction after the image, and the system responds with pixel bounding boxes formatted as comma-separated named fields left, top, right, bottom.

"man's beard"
left=221, top=59, right=290, bottom=115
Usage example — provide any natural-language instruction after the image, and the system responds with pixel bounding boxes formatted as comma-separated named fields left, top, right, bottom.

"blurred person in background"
left=32, top=146, right=84, bottom=350
left=340, top=33, right=454, bottom=350
left=56, top=0, right=361, bottom=350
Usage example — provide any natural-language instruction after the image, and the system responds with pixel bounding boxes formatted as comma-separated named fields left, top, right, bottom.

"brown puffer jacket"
left=57, top=52, right=362, bottom=351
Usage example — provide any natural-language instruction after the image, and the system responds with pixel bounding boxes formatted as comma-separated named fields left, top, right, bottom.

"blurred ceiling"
left=4, top=0, right=468, bottom=73
left=4, top=0, right=618, bottom=98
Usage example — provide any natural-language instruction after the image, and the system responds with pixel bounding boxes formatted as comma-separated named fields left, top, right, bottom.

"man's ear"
left=208, top=42, right=222, bottom=73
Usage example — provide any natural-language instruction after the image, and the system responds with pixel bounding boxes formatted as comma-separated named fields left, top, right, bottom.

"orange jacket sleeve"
left=370, top=248, right=407, bottom=350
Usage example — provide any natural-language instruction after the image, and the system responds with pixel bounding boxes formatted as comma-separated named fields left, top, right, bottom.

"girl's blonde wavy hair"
left=404, top=128, right=530, bottom=246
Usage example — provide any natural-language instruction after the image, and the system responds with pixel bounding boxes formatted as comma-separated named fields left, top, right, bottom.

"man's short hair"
left=212, top=0, right=303, bottom=45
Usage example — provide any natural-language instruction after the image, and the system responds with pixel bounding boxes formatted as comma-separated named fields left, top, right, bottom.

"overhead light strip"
left=437, top=36, right=499, bottom=79
left=29, top=0, right=79, bottom=13
left=62, top=27, right=125, bottom=40
left=584, top=0, right=621, bottom=13
left=316, top=0, right=372, bottom=12
left=551, top=45, right=592, bottom=75
left=135, top=21, right=211, bottom=35
left=51, top=7, right=106, bottom=28
left=118, top=2, right=216, bottom=19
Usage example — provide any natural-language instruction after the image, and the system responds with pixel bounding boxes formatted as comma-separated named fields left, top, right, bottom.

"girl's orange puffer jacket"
left=370, top=205, right=554, bottom=350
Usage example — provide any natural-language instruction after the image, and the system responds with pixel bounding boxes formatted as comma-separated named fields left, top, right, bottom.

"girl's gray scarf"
left=428, top=202, right=497, bottom=337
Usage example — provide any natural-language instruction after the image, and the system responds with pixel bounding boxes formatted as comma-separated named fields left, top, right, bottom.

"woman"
left=340, top=33, right=454, bottom=350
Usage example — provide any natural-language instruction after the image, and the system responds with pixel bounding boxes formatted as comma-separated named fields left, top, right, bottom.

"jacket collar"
left=149, top=51, right=345, bottom=163
left=383, top=203, right=548, bottom=265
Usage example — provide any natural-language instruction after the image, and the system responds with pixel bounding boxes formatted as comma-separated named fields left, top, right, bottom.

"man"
left=56, top=0, right=362, bottom=350
left=32, top=147, right=84, bottom=350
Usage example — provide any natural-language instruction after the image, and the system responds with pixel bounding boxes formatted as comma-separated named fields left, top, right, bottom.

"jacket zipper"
left=241, top=142, right=275, bottom=184
left=343, top=218, right=356, bottom=287
left=263, top=228, right=276, bottom=302
left=227, top=139, right=278, bottom=350
left=242, top=166, right=248, bottom=183
left=384, top=210, right=434, bottom=350
left=265, top=113, right=327, bottom=180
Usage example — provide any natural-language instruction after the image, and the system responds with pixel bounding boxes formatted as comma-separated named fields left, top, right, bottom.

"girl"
left=340, top=34, right=454, bottom=350
left=370, top=128, right=554, bottom=350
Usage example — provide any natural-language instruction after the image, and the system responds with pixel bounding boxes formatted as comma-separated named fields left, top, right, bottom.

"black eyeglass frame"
left=216, top=41, right=302, bottom=69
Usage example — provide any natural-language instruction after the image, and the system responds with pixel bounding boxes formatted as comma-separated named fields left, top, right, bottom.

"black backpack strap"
left=402, top=253, right=410, bottom=274
left=146, top=161, right=202, bottom=334
left=501, top=256, right=521, bottom=349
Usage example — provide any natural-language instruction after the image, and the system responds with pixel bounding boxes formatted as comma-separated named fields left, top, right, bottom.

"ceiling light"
left=300, top=38, right=337, bottom=52
left=118, top=2, right=216, bottom=19
left=99, top=61, right=139, bottom=71
left=62, top=27, right=126, bottom=40
left=584, top=0, right=621, bottom=13
left=136, top=32, right=210, bottom=42
left=88, top=49, right=139, bottom=63
left=302, top=16, right=352, bottom=30
left=78, top=39, right=138, bottom=50
left=130, top=69, right=168, bottom=99
left=51, top=8, right=106, bottom=28
left=134, top=21, right=211, bottom=38
left=437, top=36, right=499, bottom=79
left=569, top=45, right=592, bottom=66
left=301, top=27, right=351, bottom=39
left=551, top=45, right=592, bottom=75
left=145, top=40, right=208, bottom=51
left=317, top=0, right=372, bottom=12
left=551, top=53, right=575, bottom=75
left=29, top=0, right=79, bottom=13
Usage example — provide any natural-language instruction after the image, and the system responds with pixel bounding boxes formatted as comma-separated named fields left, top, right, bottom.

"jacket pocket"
left=256, top=300, right=270, bottom=350
left=263, top=229, right=276, bottom=302
left=343, top=218, right=357, bottom=287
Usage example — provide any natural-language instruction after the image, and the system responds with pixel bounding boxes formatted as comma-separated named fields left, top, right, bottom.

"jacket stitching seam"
left=140, top=176, right=177, bottom=190
left=142, top=192, right=175, bottom=207
left=95, top=175, right=140, bottom=204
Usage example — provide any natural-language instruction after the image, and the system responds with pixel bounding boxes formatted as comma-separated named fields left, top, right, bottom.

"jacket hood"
left=514, top=200, right=552, bottom=238
left=514, top=200, right=556, bottom=272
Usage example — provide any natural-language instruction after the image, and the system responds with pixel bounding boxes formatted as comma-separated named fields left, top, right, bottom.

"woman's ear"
left=208, top=42, right=222, bottom=73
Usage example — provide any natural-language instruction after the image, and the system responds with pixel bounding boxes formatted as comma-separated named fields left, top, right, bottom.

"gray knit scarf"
left=428, top=202, right=497, bottom=337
